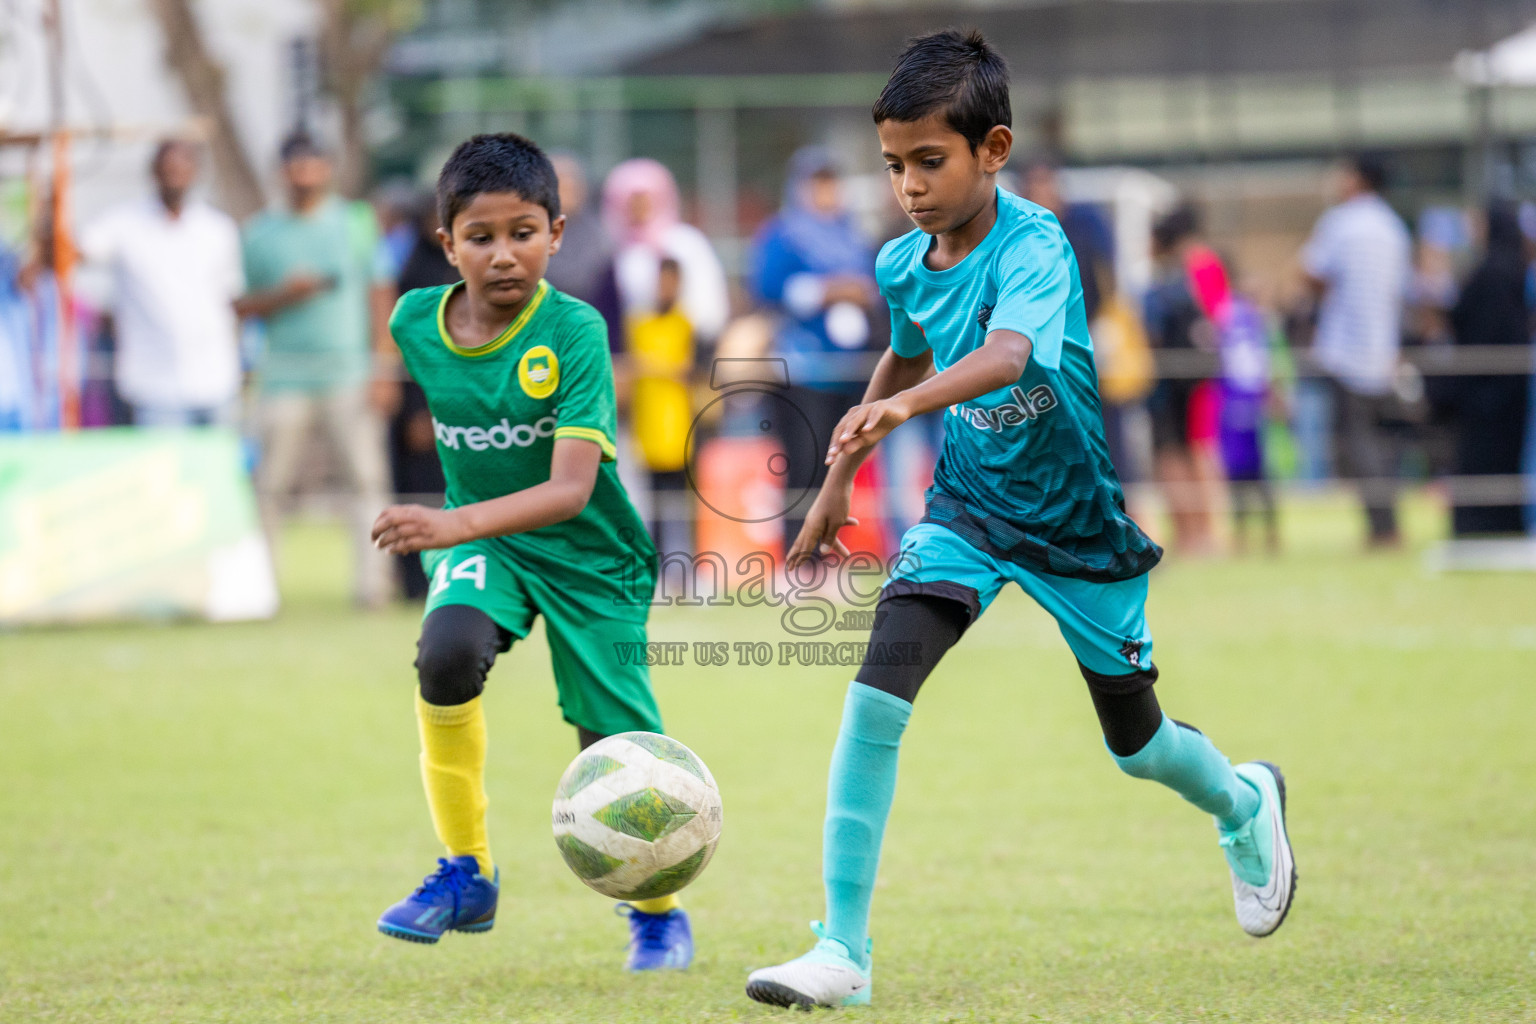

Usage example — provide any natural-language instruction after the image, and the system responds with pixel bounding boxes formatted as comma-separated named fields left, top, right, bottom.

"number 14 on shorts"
left=431, top=553, right=488, bottom=596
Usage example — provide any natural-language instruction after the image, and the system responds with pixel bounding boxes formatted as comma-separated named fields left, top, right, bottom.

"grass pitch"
left=2, top=497, right=1533, bottom=1022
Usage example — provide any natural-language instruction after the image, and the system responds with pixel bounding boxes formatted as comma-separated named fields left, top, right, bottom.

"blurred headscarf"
left=601, top=158, right=730, bottom=341
left=1446, top=199, right=1532, bottom=535
left=602, top=159, right=681, bottom=249
left=1452, top=200, right=1528, bottom=351
left=777, top=146, right=870, bottom=275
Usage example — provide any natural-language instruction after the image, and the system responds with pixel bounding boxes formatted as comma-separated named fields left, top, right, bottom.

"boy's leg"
left=535, top=580, right=697, bottom=969
left=379, top=547, right=531, bottom=944
left=413, top=603, right=513, bottom=877
left=1017, top=568, right=1296, bottom=936
left=746, top=593, right=971, bottom=1009
left=1082, top=674, right=1259, bottom=829
left=825, top=593, right=972, bottom=956
left=749, top=523, right=999, bottom=1008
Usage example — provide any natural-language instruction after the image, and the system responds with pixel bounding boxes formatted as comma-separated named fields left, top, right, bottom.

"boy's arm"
left=371, top=438, right=601, bottom=555
left=826, top=328, right=1032, bottom=464
left=785, top=330, right=1032, bottom=566
left=807, top=345, right=933, bottom=494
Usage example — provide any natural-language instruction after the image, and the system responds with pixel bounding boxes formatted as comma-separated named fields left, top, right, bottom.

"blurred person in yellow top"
left=625, top=257, right=696, bottom=553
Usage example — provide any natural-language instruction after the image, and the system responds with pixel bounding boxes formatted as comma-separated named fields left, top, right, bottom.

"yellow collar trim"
left=437, top=279, right=549, bottom=358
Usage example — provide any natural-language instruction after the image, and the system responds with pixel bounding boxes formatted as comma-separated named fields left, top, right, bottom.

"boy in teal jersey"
left=371, top=134, right=693, bottom=970
left=746, top=31, right=1296, bottom=1009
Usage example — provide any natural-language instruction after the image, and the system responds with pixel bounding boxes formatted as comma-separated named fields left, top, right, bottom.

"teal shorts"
left=422, top=542, right=663, bottom=736
left=884, top=523, right=1155, bottom=683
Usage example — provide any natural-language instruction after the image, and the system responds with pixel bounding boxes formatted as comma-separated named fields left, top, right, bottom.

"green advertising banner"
left=0, top=429, right=278, bottom=625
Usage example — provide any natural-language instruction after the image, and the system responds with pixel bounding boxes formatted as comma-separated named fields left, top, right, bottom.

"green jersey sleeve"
left=552, top=305, right=619, bottom=461
left=386, top=286, right=443, bottom=365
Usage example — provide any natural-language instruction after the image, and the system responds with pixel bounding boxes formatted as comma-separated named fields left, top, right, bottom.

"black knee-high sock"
left=853, top=593, right=971, bottom=704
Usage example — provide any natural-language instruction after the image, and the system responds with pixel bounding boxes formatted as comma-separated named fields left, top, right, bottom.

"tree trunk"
left=147, top=0, right=266, bottom=219
left=317, top=0, right=391, bottom=200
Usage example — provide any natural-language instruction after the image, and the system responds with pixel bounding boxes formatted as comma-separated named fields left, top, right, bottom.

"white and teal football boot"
left=1219, top=761, right=1297, bottom=937
left=745, top=922, right=872, bottom=1009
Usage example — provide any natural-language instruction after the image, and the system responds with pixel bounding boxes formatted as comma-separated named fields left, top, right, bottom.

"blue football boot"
left=377, top=856, right=498, bottom=944
left=618, top=904, right=693, bottom=970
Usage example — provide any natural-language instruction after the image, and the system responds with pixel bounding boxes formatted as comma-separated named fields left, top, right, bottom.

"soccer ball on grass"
left=551, top=732, right=722, bottom=900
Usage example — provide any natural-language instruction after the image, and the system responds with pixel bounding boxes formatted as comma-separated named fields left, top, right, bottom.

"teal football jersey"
left=877, top=188, right=1161, bottom=582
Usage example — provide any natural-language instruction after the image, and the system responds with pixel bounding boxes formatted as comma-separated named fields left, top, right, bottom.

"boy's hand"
left=372, top=505, right=466, bottom=556
left=786, top=489, right=859, bottom=567
left=825, top=396, right=911, bottom=464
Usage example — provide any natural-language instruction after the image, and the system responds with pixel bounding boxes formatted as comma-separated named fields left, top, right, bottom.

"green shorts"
left=422, top=541, right=662, bottom=736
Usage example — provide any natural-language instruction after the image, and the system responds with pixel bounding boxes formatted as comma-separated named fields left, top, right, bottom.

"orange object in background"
left=841, top=456, right=890, bottom=560
left=692, top=435, right=786, bottom=569
left=691, top=435, right=892, bottom=573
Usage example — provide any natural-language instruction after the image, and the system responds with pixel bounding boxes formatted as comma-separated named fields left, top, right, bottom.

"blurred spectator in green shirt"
left=237, top=132, right=392, bottom=607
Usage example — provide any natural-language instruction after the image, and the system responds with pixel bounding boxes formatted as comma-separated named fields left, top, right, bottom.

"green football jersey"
left=390, top=280, right=655, bottom=599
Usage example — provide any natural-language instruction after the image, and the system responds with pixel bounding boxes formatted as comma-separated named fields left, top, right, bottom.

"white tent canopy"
left=1457, top=23, right=1536, bottom=86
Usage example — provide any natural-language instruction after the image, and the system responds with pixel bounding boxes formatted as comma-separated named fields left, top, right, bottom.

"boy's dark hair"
left=1350, top=152, right=1389, bottom=193
left=872, top=28, right=1011, bottom=150
left=437, top=132, right=561, bottom=233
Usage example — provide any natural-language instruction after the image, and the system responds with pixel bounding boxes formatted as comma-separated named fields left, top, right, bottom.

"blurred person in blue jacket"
left=0, top=223, right=64, bottom=431
left=751, top=146, right=882, bottom=546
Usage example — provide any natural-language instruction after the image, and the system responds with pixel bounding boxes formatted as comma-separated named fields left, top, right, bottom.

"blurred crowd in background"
left=4, top=126, right=1536, bottom=603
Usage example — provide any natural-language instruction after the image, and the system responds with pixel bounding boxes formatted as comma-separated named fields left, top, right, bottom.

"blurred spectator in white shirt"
left=601, top=158, right=729, bottom=344
left=1301, top=154, right=1412, bottom=546
left=79, top=139, right=244, bottom=427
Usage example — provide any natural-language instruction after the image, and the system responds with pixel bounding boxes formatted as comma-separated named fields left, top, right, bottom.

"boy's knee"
left=1081, top=662, right=1163, bottom=758
left=416, top=636, right=486, bottom=706
left=416, top=605, right=505, bottom=706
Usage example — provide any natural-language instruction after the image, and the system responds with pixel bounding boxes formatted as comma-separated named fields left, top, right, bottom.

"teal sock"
left=822, top=682, right=911, bottom=970
left=1111, top=715, right=1260, bottom=830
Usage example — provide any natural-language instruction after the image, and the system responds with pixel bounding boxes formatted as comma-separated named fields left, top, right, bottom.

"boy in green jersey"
left=372, top=134, right=692, bottom=970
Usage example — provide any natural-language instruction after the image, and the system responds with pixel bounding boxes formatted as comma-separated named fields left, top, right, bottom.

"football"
left=551, top=732, right=723, bottom=901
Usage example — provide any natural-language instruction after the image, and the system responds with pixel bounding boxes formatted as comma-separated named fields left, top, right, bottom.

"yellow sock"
left=416, top=692, right=493, bottom=878
left=630, top=893, right=681, bottom=914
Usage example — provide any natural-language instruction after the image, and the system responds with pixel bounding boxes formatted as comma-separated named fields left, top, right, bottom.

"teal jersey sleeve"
left=876, top=235, right=931, bottom=359
left=987, top=218, right=1073, bottom=372
left=887, top=305, right=930, bottom=358
left=552, top=304, right=619, bottom=461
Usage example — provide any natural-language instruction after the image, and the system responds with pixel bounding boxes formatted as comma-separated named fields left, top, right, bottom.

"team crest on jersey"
left=518, top=345, right=560, bottom=399
left=977, top=303, right=993, bottom=329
